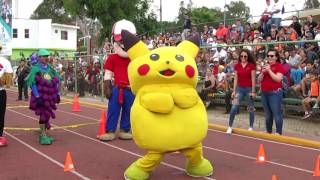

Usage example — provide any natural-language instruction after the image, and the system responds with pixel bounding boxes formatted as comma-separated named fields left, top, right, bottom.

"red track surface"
left=1, top=90, right=320, bottom=180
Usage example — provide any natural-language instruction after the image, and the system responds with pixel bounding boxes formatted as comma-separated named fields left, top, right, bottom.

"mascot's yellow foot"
left=119, top=130, right=132, bottom=140
left=186, top=158, right=213, bottom=177
left=124, top=163, right=149, bottom=180
left=99, top=133, right=116, bottom=141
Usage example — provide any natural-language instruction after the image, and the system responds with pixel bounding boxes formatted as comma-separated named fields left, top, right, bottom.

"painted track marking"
left=208, top=129, right=320, bottom=152
left=5, top=131, right=91, bottom=180
left=7, top=109, right=216, bottom=180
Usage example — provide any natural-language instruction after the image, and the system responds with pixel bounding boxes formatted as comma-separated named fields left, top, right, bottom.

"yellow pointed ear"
left=127, top=41, right=150, bottom=60
left=122, top=30, right=150, bottom=60
left=177, top=35, right=200, bottom=59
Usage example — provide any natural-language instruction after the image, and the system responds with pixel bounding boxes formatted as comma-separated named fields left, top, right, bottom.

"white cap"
left=112, top=19, right=136, bottom=42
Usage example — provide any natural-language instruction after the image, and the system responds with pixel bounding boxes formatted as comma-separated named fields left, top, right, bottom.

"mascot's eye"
left=175, top=55, right=184, bottom=62
left=150, top=54, right=160, bottom=61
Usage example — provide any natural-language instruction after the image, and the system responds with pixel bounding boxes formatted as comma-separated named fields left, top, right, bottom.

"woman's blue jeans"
left=261, top=90, right=283, bottom=135
left=228, top=87, right=255, bottom=127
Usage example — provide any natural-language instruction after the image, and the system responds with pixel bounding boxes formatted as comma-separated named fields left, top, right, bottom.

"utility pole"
left=224, top=0, right=227, bottom=26
left=160, top=0, right=163, bottom=33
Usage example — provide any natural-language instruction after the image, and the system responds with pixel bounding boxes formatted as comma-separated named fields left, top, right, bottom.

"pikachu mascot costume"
left=121, top=30, right=213, bottom=179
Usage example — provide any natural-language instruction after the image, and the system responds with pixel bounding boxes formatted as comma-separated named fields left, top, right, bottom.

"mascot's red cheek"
left=138, top=64, right=150, bottom=75
left=185, top=65, right=195, bottom=78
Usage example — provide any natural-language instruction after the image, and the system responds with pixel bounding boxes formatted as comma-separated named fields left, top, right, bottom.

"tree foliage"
left=31, top=0, right=74, bottom=24
left=304, top=0, right=320, bottom=9
left=225, top=1, right=250, bottom=20
left=177, top=0, right=193, bottom=25
left=191, top=7, right=223, bottom=26
left=63, top=0, right=158, bottom=43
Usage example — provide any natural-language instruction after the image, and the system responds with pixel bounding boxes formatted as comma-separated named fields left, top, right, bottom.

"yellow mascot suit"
left=121, top=30, right=213, bottom=180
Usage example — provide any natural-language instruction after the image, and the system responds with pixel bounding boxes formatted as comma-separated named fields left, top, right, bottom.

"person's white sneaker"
left=205, top=101, right=211, bottom=108
left=226, top=127, right=232, bottom=134
left=248, top=127, right=253, bottom=131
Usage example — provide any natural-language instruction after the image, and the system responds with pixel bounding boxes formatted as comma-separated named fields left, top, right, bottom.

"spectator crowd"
left=138, top=0, right=320, bottom=130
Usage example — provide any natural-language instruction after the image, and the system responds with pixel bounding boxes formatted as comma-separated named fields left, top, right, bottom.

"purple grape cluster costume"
left=28, top=71, right=60, bottom=128
left=27, top=49, right=61, bottom=145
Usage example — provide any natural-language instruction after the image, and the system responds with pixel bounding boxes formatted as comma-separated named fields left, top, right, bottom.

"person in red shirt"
left=258, top=49, right=285, bottom=135
left=226, top=49, right=256, bottom=134
left=98, top=20, right=136, bottom=141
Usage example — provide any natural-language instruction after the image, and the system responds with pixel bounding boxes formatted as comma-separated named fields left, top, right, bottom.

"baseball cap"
left=112, top=19, right=136, bottom=42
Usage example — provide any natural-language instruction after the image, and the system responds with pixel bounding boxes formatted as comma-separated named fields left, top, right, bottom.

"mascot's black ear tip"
left=121, top=30, right=140, bottom=51
left=187, top=34, right=200, bottom=47
left=121, top=30, right=131, bottom=37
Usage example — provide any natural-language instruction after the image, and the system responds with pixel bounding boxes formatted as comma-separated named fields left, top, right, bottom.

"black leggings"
left=0, top=90, right=7, bottom=136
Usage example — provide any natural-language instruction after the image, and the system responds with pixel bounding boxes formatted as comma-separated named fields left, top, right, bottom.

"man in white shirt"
left=0, top=45, right=13, bottom=147
left=213, top=46, right=227, bottom=63
left=267, top=0, right=284, bottom=31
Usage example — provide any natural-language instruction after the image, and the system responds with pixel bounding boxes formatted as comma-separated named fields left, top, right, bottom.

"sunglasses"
left=240, top=55, right=248, bottom=58
left=267, top=54, right=275, bottom=58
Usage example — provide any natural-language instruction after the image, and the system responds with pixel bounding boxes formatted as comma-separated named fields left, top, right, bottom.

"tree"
left=177, top=0, right=193, bottom=25
left=191, top=7, right=223, bottom=26
left=31, top=0, right=74, bottom=24
left=304, top=0, right=320, bottom=9
left=225, top=1, right=250, bottom=22
left=63, top=0, right=158, bottom=44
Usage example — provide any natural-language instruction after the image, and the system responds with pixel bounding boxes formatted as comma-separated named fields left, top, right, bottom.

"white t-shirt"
left=315, top=33, right=320, bottom=47
left=264, top=4, right=273, bottom=17
left=0, top=56, right=13, bottom=76
left=271, top=0, right=283, bottom=18
left=217, top=72, right=226, bottom=82
left=0, top=56, right=13, bottom=89
left=213, top=49, right=227, bottom=62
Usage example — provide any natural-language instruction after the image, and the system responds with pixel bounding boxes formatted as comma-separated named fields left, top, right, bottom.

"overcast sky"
left=15, top=0, right=304, bottom=21
left=152, top=0, right=304, bottom=21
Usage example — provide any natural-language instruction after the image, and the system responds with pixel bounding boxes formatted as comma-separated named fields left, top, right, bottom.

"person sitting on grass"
left=302, top=70, right=319, bottom=119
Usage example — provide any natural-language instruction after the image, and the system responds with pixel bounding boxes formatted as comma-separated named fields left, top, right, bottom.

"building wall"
left=11, top=18, right=79, bottom=60
left=51, top=25, right=78, bottom=50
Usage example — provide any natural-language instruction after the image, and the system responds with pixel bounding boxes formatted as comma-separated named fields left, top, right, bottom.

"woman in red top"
left=258, top=49, right=285, bottom=135
left=227, top=49, right=256, bottom=134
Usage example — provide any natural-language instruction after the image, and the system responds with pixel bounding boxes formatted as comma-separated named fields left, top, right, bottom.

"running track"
left=1, top=90, right=319, bottom=180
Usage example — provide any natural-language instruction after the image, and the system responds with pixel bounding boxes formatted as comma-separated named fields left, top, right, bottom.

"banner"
left=0, top=0, right=12, bottom=56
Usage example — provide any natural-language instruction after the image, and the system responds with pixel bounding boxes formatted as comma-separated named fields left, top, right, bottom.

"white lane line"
left=55, top=110, right=316, bottom=174
left=8, top=109, right=215, bottom=180
left=62, top=128, right=215, bottom=180
left=58, top=109, right=320, bottom=152
left=57, top=109, right=99, bottom=121
left=203, top=145, right=313, bottom=174
left=5, top=131, right=91, bottom=180
left=7, top=91, right=315, bottom=174
left=208, top=129, right=320, bottom=152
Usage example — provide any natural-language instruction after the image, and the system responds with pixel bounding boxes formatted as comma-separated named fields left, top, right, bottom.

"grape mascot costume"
left=27, top=49, right=60, bottom=145
left=121, top=30, right=214, bottom=179
left=98, top=20, right=135, bottom=141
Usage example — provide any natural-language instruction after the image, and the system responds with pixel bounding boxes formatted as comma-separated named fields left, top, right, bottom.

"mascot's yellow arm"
left=172, top=88, right=198, bottom=109
left=141, top=92, right=174, bottom=113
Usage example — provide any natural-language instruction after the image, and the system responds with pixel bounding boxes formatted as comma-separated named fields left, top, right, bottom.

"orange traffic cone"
left=72, top=95, right=81, bottom=112
left=272, top=175, right=277, bottom=180
left=97, top=110, right=106, bottom=138
left=257, top=144, right=267, bottom=163
left=313, top=155, right=320, bottom=176
left=64, top=152, right=75, bottom=172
